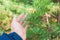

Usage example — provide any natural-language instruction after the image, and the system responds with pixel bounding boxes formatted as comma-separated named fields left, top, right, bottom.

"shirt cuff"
left=9, top=32, right=23, bottom=40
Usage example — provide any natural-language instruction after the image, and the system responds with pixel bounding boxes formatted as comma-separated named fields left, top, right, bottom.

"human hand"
left=11, top=14, right=27, bottom=40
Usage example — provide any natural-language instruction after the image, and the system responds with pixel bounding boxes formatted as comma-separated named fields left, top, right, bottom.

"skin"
left=11, top=14, right=27, bottom=40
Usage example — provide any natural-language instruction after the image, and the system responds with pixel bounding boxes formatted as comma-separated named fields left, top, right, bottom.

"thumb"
left=13, top=15, right=17, bottom=21
left=11, top=15, right=17, bottom=27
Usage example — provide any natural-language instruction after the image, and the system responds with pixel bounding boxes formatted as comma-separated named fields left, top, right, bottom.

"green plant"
left=0, top=0, right=60, bottom=40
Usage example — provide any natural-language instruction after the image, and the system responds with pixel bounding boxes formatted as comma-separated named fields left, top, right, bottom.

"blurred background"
left=0, top=0, right=60, bottom=40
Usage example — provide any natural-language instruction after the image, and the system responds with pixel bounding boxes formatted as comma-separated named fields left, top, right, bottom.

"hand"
left=11, top=14, right=27, bottom=40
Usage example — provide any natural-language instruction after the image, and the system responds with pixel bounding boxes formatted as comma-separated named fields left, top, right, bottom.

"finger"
left=17, top=13, right=25, bottom=21
left=19, top=21, right=24, bottom=25
left=25, top=25, right=28, bottom=31
left=22, top=21, right=26, bottom=27
left=17, top=13, right=27, bottom=22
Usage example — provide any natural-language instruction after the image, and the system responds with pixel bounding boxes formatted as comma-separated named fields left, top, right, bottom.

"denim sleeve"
left=0, top=33, right=13, bottom=40
left=9, top=32, right=23, bottom=40
left=0, top=32, right=22, bottom=40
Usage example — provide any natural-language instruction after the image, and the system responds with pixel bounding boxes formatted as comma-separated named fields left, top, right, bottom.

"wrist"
left=14, top=32, right=26, bottom=40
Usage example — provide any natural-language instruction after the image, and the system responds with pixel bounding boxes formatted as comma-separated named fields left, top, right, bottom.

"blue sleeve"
left=0, top=32, right=23, bottom=40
